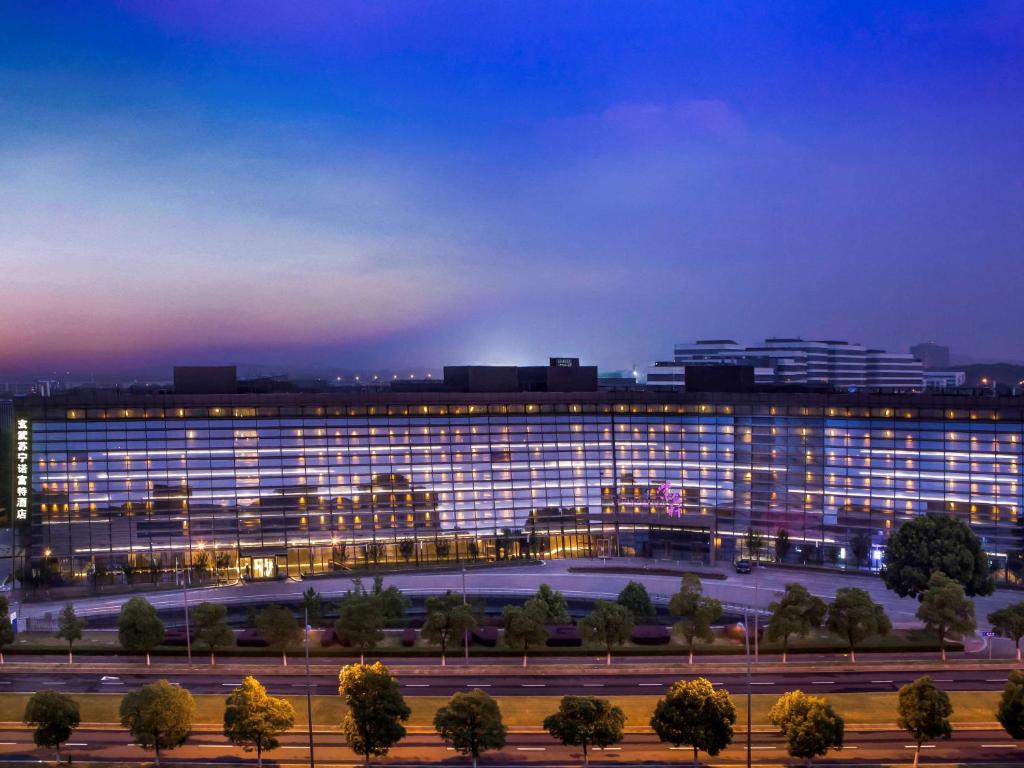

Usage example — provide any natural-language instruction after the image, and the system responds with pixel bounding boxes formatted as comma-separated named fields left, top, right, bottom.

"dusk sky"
left=2, top=1, right=1022, bottom=377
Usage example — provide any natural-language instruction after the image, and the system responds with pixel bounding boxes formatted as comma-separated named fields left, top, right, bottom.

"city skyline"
left=2, top=1, right=1023, bottom=375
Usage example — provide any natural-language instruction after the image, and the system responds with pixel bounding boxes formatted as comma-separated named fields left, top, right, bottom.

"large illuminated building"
left=10, top=362, right=1023, bottom=589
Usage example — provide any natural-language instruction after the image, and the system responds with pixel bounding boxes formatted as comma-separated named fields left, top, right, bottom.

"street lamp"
left=304, top=607, right=315, bottom=768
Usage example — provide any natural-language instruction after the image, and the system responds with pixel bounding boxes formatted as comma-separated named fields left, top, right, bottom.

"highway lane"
left=1, top=667, right=1020, bottom=695
left=0, top=726, right=1018, bottom=765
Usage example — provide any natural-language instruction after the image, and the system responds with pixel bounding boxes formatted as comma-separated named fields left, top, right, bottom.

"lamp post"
left=462, top=560, right=469, bottom=665
left=744, top=607, right=752, bottom=768
left=304, top=607, right=315, bottom=768
left=179, top=559, right=192, bottom=669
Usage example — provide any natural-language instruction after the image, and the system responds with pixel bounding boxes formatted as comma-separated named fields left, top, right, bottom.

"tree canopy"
left=255, top=606, right=301, bottom=666
left=118, top=597, right=165, bottom=665
left=669, top=575, right=722, bottom=664
left=996, top=669, right=1024, bottom=739
left=578, top=600, right=634, bottom=666
left=532, top=583, right=571, bottom=624
left=988, top=603, right=1024, bottom=661
left=502, top=601, right=548, bottom=667
left=766, top=583, right=827, bottom=663
left=617, top=580, right=656, bottom=623
left=192, top=602, right=235, bottom=666
left=433, top=689, right=507, bottom=768
left=120, top=679, right=196, bottom=767
left=768, top=690, right=844, bottom=765
left=826, top=588, right=891, bottom=663
left=57, top=603, right=85, bottom=664
left=543, top=695, right=625, bottom=768
left=23, top=690, right=81, bottom=764
left=915, top=572, right=976, bottom=661
left=882, top=515, right=994, bottom=598
left=897, top=676, right=953, bottom=768
left=421, top=591, right=477, bottom=666
left=335, top=588, right=386, bottom=664
left=338, top=662, right=410, bottom=766
left=223, top=676, right=296, bottom=768
left=650, top=677, right=736, bottom=767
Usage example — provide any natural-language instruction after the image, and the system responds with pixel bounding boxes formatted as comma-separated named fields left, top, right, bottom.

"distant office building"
left=924, top=370, right=967, bottom=389
left=910, top=342, right=951, bottom=370
left=648, top=338, right=923, bottom=390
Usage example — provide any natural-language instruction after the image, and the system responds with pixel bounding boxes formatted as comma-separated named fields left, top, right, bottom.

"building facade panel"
left=13, top=392, right=1024, bottom=587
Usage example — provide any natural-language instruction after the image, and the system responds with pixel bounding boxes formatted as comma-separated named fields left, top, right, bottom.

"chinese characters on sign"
left=14, top=418, right=29, bottom=521
left=615, top=481, right=683, bottom=517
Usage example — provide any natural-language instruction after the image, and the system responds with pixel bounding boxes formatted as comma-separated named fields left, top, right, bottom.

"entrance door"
left=251, top=556, right=277, bottom=579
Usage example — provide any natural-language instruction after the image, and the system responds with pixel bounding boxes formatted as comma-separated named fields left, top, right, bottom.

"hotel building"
left=10, top=367, right=1023, bottom=588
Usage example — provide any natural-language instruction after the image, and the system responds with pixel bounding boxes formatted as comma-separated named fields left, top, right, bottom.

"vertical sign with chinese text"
left=14, top=418, right=29, bottom=521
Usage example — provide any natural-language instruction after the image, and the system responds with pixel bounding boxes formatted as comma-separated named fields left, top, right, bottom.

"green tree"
left=996, top=669, right=1024, bottom=739
left=849, top=531, right=872, bottom=568
left=338, top=662, right=410, bottom=767
left=223, top=676, right=296, bottom=768
left=118, top=597, right=165, bottom=666
left=775, top=529, right=792, bottom=563
left=578, top=600, right=634, bottom=666
left=23, top=690, right=81, bottom=764
left=988, top=603, right=1024, bottom=661
left=120, top=679, right=196, bottom=768
left=826, top=588, right=891, bottom=663
left=371, top=576, right=409, bottom=625
left=616, top=580, right=656, bottom=623
left=650, top=677, right=736, bottom=767
left=433, top=689, right=507, bottom=768
left=502, top=601, right=549, bottom=668
left=255, top=605, right=301, bottom=666
left=916, top=572, right=976, bottom=662
left=897, top=676, right=953, bottom=768
left=543, top=695, right=625, bottom=768
left=746, top=528, right=765, bottom=562
left=192, top=602, right=235, bottom=667
left=421, top=591, right=478, bottom=667
left=766, top=583, right=827, bottom=663
left=336, top=588, right=386, bottom=664
left=768, top=690, right=844, bottom=766
left=533, top=583, right=571, bottom=624
left=669, top=575, right=722, bottom=664
left=398, top=539, right=416, bottom=563
left=0, top=595, right=15, bottom=664
left=882, top=515, right=994, bottom=598
left=301, top=587, right=323, bottom=626
left=56, top=603, right=85, bottom=666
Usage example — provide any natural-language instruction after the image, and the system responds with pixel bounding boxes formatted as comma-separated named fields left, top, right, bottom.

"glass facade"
left=14, top=392, right=1024, bottom=585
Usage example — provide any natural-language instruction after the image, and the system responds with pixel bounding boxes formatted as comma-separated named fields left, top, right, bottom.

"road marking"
left=987, top=678, right=1010, bottom=682
left=583, top=684, right=604, bottom=687
left=516, top=747, right=546, bottom=751
left=220, top=683, right=239, bottom=687
left=933, top=679, right=953, bottom=682
left=594, top=747, right=621, bottom=751
left=871, top=680, right=893, bottom=683
left=981, top=744, right=1018, bottom=748
left=41, top=682, right=66, bottom=686
left=197, top=745, right=226, bottom=749
left=751, top=682, right=774, bottom=686
left=0, top=743, right=18, bottom=746
left=467, top=684, right=491, bottom=688
left=404, top=684, right=430, bottom=687
left=65, top=743, right=87, bottom=747
left=0, top=682, right=11, bottom=685
left=638, top=683, right=664, bottom=687
left=904, top=745, right=936, bottom=748
left=811, top=681, right=835, bottom=684
left=750, top=746, right=777, bottom=750
left=522, top=684, right=546, bottom=688
left=281, top=747, right=308, bottom=750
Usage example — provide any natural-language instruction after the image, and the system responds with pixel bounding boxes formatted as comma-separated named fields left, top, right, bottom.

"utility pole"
left=753, top=563, right=760, bottom=662
left=462, top=560, right=469, bottom=664
left=745, top=606, right=752, bottom=768
left=304, top=607, right=315, bottom=768
left=180, top=560, right=192, bottom=669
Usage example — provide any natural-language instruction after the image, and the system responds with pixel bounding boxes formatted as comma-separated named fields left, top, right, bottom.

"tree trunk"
left=360, top=652, right=365, bottom=664
left=606, top=649, right=611, bottom=666
left=1017, top=640, right=1021, bottom=661
left=155, top=745, right=161, bottom=768
left=211, top=651, right=216, bottom=667
left=693, top=744, right=700, bottom=767
left=364, top=751, right=370, bottom=768
left=522, top=651, right=528, bottom=668
left=849, top=646, right=856, bottom=664
left=441, top=651, right=446, bottom=667
left=55, top=746, right=60, bottom=765
left=472, top=757, right=478, bottom=768
left=282, top=651, right=288, bottom=666
left=689, top=645, right=694, bottom=664
left=914, top=742, right=921, bottom=768
left=1, top=650, right=5, bottom=664
left=68, top=647, right=73, bottom=666
left=257, top=744, right=263, bottom=768
left=582, top=742, right=589, bottom=768
left=782, top=646, right=788, bottom=664
left=146, top=652, right=151, bottom=666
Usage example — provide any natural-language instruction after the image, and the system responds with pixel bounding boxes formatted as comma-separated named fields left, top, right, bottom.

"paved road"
left=18, top=558, right=1024, bottom=633
left=2, top=665, right=1020, bottom=696
left=0, top=726, right=1019, bottom=765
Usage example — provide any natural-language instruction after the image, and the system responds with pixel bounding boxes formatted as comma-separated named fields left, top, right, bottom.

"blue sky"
left=1, top=1, right=1022, bottom=375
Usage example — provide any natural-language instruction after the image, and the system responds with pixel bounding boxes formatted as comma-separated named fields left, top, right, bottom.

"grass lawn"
left=0, top=690, right=1000, bottom=729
